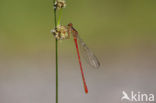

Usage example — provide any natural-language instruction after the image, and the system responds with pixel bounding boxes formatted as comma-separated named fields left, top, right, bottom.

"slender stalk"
left=53, top=0, right=58, bottom=103
left=57, top=9, right=63, bottom=26
left=54, top=6, right=57, bottom=27
left=55, top=38, right=58, bottom=103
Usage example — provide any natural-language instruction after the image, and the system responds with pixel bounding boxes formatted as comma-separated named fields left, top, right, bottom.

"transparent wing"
left=77, top=35, right=100, bottom=69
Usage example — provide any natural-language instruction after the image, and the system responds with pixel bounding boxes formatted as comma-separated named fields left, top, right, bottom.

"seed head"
left=54, top=0, right=66, bottom=10
left=51, top=25, right=69, bottom=40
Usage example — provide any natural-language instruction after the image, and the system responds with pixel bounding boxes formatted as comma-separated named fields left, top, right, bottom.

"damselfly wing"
left=77, top=35, right=100, bottom=69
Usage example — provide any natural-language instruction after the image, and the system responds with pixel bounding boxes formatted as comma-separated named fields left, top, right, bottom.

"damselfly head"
left=54, top=0, right=66, bottom=10
left=67, top=23, right=73, bottom=27
left=51, top=25, right=70, bottom=40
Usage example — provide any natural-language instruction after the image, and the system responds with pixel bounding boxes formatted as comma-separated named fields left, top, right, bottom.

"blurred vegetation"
left=0, top=0, right=156, bottom=55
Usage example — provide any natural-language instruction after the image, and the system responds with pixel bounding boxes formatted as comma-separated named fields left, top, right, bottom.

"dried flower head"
left=51, top=25, right=70, bottom=40
left=54, top=0, right=66, bottom=10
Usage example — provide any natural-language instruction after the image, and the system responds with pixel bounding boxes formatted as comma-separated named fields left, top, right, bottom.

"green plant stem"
left=53, top=0, right=58, bottom=103
left=57, top=9, right=63, bottom=26
left=55, top=38, right=58, bottom=103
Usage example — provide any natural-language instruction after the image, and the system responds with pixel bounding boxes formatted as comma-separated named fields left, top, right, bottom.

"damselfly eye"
left=68, top=23, right=73, bottom=27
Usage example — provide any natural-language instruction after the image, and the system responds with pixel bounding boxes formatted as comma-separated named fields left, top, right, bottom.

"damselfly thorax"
left=67, top=23, right=78, bottom=39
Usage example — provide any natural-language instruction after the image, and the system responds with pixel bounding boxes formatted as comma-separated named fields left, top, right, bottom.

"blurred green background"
left=0, top=0, right=156, bottom=55
left=0, top=0, right=156, bottom=103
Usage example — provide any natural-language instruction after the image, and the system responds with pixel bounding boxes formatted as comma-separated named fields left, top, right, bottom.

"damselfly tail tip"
left=85, top=89, right=88, bottom=94
left=84, top=84, right=88, bottom=94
